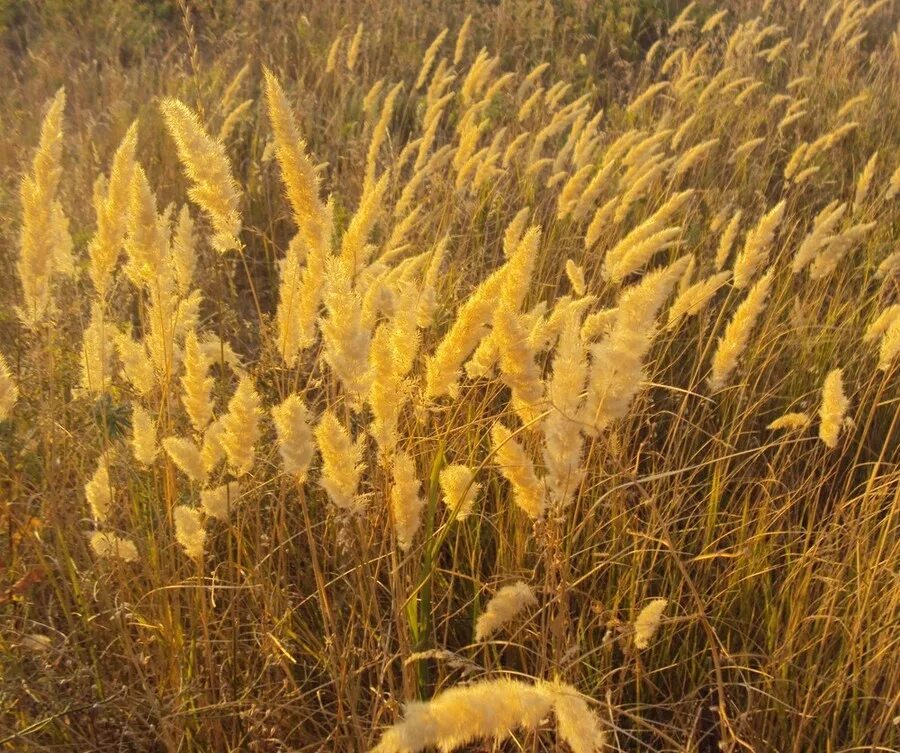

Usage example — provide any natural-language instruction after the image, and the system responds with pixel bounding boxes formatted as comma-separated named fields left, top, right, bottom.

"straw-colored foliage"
left=1, top=1, right=898, bottom=751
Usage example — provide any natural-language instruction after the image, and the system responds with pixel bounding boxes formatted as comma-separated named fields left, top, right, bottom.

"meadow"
left=1, top=0, right=899, bottom=751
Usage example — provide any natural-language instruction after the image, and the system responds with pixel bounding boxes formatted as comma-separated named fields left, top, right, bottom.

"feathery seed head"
left=17, top=88, right=69, bottom=328
left=454, top=15, right=473, bottom=65
left=565, top=259, right=586, bottom=296
left=315, top=411, right=366, bottom=514
left=171, top=205, right=196, bottom=295
left=200, top=482, right=242, bottom=522
left=439, top=464, right=480, bottom=520
left=634, top=598, right=668, bottom=649
left=0, top=354, right=19, bottom=421
left=174, top=505, right=206, bottom=560
left=131, top=404, right=157, bottom=466
left=543, top=310, right=588, bottom=507
left=390, top=451, right=424, bottom=551
left=709, top=269, right=774, bottom=391
left=372, top=678, right=604, bottom=753
left=767, top=412, right=811, bottom=431
left=181, top=330, right=215, bottom=435
left=90, top=532, right=139, bottom=563
left=160, top=98, right=242, bottom=253
left=89, top=121, right=137, bottom=298
left=818, top=368, right=849, bottom=448
left=491, top=422, right=545, bottom=519
left=163, top=436, right=207, bottom=484
left=475, top=581, right=537, bottom=641
left=272, top=394, right=314, bottom=481
left=878, top=317, right=900, bottom=371
left=85, top=456, right=113, bottom=524
left=220, top=376, right=261, bottom=477
left=733, top=200, right=786, bottom=289
left=493, top=306, right=545, bottom=424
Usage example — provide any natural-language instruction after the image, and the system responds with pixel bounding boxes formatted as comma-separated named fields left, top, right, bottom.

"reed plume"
left=320, top=258, right=373, bottom=406
left=877, top=250, right=900, bottom=279
left=543, top=311, right=588, bottom=508
left=315, top=411, right=366, bottom=514
left=115, top=330, right=156, bottom=396
left=557, top=165, right=595, bottom=220
left=365, top=85, right=403, bottom=190
left=372, top=678, right=605, bottom=753
left=548, top=682, right=607, bottom=753
left=732, top=200, right=786, bottom=289
left=863, top=305, right=900, bottom=343
left=792, top=201, right=847, bottom=273
left=272, top=394, right=315, bottom=481
left=475, top=581, right=537, bottom=641
left=818, top=368, right=849, bottom=448
left=416, top=236, right=449, bottom=327
left=200, top=482, right=241, bottom=522
left=425, top=264, right=507, bottom=399
left=454, top=15, right=472, bottom=65
left=878, top=317, right=900, bottom=371
left=633, top=598, right=668, bottom=649
left=582, top=256, right=690, bottom=432
left=369, top=285, right=420, bottom=457
left=808, top=222, right=877, bottom=280
left=85, top=456, right=112, bottom=524
left=131, top=405, right=157, bottom=466
left=171, top=205, right=196, bottom=295
left=0, top=354, right=18, bottom=421
left=347, top=23, right=363, bottom=71
left=767, top=411, right=810, bottom=431
left=672, top=137, right=718, bottom=177
left=17, top=88, right=69, bottom=328
left=565, top=259, right=586, bottom=296
left=181, top=330, right=214, bottom=435
left=173, top=505, right=206, bottom=560
left=604, top=226, right=682, bottom=284
left=491, top=422, right=545, bottom=519
left=79, top=304, right=111, bottom=396
left=275, top=232, right=325, bottom=366
left=217, top=98, right=254, bottom=143
left=714, top=210, right=742, bottom=271
left=390, top=451, right=424, bottom=551
left=264, top=68, right=331, bottom=359
left=709, top=270, right=774, bottom=391
left=371, top=679, right=554, bottom=753
left=89, top=122, right=137, bottom=299
left=460, top=224, right=540, bottom=382
left=439, top=464, right=480, bottom=520
left=325, top=35, right=341, bottom=73
left=493, top=306, right=545, bottom=424
left=666, top=271, right=731, bottom=328
left=160, top=98, right=242, bottom=253
left=220, top=376, right=261, bottom=477
left=885, top=162, right=900, bottom=201
left=90, top=533, right=139, bottom=563
left=603, top=190, right=693, bottom=281
left=416, top=28, right=447, bottom=89
left=853, top=150, right=878, bottom=213
left=125, top=165, right=168, bottom=284
left=163, top=436, right=207, bottom=484
left=201, top=418, right=226, bottom=476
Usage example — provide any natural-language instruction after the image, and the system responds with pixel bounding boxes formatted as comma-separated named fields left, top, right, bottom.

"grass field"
left=1, top=0, right=899, bottom=751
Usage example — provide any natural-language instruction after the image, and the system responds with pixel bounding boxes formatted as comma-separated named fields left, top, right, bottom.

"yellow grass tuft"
left=160, top=98, right=242, bottom=253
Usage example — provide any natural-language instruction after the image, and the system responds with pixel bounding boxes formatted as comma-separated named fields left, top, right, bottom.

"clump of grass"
left=2, top=1, right=899, bottom=751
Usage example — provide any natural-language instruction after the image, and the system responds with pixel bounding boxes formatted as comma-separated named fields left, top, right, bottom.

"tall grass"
left=1, top=1, right=899, bottom=751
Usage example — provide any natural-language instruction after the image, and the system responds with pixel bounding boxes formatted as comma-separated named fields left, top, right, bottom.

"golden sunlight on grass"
left=0, top=0, right=898, bottom=751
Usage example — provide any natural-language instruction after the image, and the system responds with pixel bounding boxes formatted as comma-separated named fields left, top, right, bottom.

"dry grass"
left=1, top=1, right=899, bottom=751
